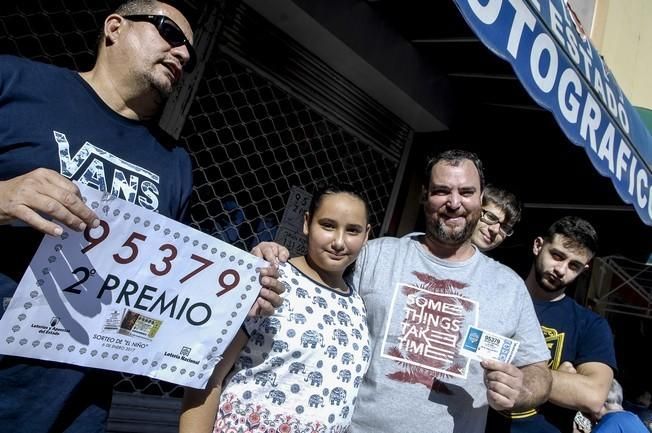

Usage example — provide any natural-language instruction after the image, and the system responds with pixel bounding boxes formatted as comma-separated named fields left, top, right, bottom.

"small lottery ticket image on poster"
left=116, top=309, right=162, bottom=340
left=0, top=183, right=267, bottom=388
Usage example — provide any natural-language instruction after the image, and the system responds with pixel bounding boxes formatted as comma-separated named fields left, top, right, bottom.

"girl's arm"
left=179, top=330, right=249, bottom=433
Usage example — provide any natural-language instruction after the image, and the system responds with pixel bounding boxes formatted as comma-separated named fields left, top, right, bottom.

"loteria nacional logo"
left=164, top=346, right=200, bottom=365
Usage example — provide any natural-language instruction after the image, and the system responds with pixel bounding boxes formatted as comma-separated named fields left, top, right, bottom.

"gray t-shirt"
left=349, top=234, right=549, bottom=433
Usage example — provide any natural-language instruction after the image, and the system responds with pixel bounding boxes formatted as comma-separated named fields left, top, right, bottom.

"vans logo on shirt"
left=54, top=131, right=160, bottom=211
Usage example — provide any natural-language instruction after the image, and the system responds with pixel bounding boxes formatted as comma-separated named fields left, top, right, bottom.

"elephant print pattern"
left=214, top=262, right=370, bottom=432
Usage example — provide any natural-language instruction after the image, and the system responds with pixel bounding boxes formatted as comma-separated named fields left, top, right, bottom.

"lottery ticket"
left=460, top=325, right=520, bottom=363
left=118, top=309, right=162, bottom=340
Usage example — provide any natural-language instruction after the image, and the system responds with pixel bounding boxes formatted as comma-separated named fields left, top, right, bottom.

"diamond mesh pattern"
left=0, top=0, right=113, bottom=70
left=184, top=55, right=398, bottom=252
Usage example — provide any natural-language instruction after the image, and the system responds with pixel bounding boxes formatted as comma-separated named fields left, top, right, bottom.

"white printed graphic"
left=380, top=284, right=478, bottom=379
left=55, top=131, right=161, bottom=211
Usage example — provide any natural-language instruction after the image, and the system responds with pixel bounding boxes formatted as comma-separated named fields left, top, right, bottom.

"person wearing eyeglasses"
left=471, top=185, right=521, bottom=252
left=0, top=2, right=285, bottom=432
left=485, top=216, right=617, bottom=433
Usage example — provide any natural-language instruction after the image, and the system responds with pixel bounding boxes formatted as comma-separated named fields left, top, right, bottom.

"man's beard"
left=426, top=212, right=478, bottom=246
left=142, top=68, right=174, bottom=100
left=150, top=76, right=173, bottom=99
left=534, top=261, right=565, bottom=293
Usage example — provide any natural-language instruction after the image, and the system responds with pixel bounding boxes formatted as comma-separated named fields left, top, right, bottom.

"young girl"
left=180, top=184, right=371, bottom=433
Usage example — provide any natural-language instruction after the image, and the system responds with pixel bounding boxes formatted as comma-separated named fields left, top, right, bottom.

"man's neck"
left=79, top=67, right=160, bottom=121
left=421, top=234, right=476, bottom=262
left=525, top=266, right=566, bottom=302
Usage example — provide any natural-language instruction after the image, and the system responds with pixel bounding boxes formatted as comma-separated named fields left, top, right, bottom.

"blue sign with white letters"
left=453, top=0, right=652, bottom=226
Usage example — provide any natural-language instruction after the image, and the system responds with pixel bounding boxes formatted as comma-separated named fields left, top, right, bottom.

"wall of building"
left=591, top=0, right=652, bottom=110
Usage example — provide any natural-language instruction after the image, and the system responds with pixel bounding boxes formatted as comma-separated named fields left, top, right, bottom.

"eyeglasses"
left=480, top=209, right=514, bottom=237
left=123, top=14, right=196, bottom=72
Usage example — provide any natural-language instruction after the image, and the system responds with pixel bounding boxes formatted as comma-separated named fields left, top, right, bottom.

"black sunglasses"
left=123, top=14, right=196, bottom=72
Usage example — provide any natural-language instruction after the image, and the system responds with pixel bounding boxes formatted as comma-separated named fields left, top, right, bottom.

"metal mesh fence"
left=185, top=55, right=398, bottom=251
left=0, top=0, right=112, bottom=71
left=1, top=0, right=404, bottom=405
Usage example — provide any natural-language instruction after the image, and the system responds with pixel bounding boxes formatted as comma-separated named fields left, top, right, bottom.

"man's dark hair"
left=115, top=0, right=196, bottom=24
left=422, top=149, right=485, bottom=190
left=545, top=216, right=599, bottom=256
left=483, top=184, right=521, bottom=226
left=97, top=1, right=159, bottom=52
left=115, top=0, right=160, bottom=15
left=97, top=1, right=194, bottom=51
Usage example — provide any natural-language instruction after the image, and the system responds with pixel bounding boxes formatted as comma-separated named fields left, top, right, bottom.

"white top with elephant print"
left=213, top=261, right=371, bottom=433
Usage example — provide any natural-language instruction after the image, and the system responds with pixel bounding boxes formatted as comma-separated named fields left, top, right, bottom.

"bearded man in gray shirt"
left=349, top=150, right=551, bottom=433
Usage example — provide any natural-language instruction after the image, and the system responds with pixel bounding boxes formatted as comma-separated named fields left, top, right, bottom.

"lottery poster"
left=0, top=183, right=266, bottom=388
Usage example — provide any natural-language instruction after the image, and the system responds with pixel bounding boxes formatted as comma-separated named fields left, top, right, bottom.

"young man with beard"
left=348, top=150, right=551, bottom=433
left=0, top=1, right=284, bottom=431
left=486, top=216, right=617, bottom=433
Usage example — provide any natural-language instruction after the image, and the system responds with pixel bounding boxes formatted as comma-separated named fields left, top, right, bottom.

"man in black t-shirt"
left=0, top=2, right=285, bottom=432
